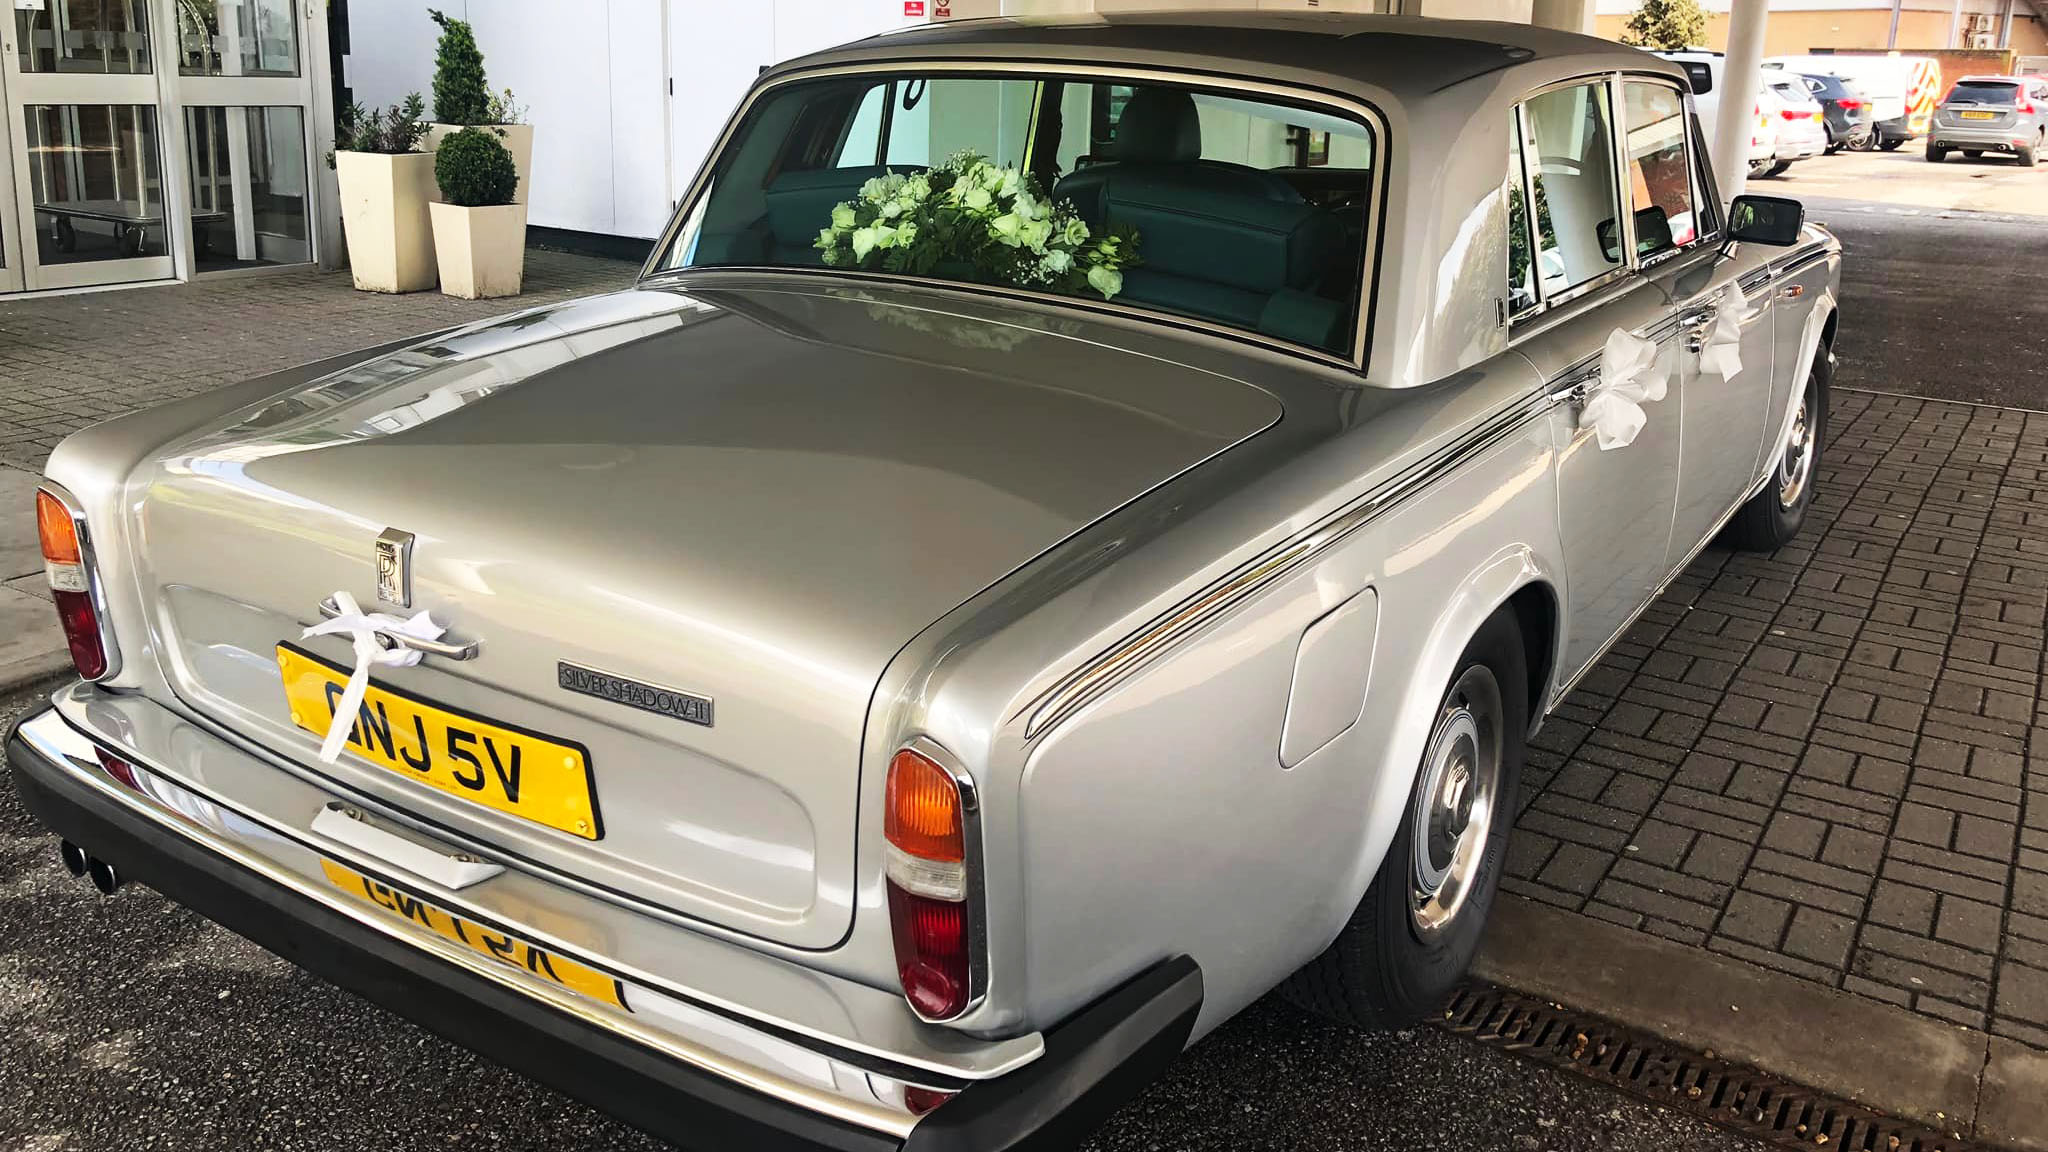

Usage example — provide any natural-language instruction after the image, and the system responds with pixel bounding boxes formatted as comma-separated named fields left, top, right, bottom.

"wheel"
left=1281, top=611, right=1527, bottom=1029
left=1727, top=351, right=1828, bottom=552
left=1748, top=158, right=1772, bottom=178
left=1765, top=159, right=1792, bottom=177
left=1879, top=136, right=1904, bottom=151
left=2019, top=136, right=2039, bottom=167
left=1927, top=145, right=1948, bottom=162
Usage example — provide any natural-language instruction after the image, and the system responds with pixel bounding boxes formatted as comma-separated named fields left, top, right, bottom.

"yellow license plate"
left=320, top=858, right=625, bottom=1008
left=1960, top=110, right=1997, bottom=119
left=278, top=642, right=601, bottom=840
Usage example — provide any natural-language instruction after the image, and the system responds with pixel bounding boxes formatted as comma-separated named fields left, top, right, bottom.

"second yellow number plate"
left=278, top=642, right=602, bottom=840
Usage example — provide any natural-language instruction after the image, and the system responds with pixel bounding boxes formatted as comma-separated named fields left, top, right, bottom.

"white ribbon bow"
left=1582, top=326, right=1668, bottom=451
left=299, top=589, right=446, bottom=763
left=1699, top=280, right=1747, bottom=380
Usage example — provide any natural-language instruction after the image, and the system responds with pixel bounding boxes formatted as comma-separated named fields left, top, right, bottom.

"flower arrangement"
left=814, top=152, right=1137, bottom=300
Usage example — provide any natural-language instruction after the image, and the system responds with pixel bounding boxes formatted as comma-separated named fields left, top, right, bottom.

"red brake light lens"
left=884, top=747, right=973, bottom=1020
left=1838, top=98, right=1862, bottom=110
left=38, top=488, right=110, bottom=680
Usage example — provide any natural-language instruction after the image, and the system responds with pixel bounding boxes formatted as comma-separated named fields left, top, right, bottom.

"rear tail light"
left=884, top=746, right=977, bottom=1021
left=36, top=487, right=116, bottom=680
left=1839, top=98, right=1863, bottom=110
left=903, top=1086, right=955, bottom=1116
left=95, top=747, right=140, bottom=790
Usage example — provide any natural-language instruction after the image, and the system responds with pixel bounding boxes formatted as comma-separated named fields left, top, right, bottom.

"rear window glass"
left=657, top=71, right=1377, bottom=356
left=1946, top=81, right=2020, bottom=103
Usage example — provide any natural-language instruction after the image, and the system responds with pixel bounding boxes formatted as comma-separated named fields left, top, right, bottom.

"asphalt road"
left=0, top=684, right=1758, bottom=1152
left=1806, top=199, right=2048, bottom=411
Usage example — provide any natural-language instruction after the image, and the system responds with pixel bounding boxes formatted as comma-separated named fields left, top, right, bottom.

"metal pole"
left=1950, top=0, right=1966, bottom=47
left=1887, top=0, right=1903, bottom=49
left=1712, top=0, right=1769, bottom=205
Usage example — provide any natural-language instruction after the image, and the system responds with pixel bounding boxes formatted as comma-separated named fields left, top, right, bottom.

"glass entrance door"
left=1, top=0, right=174, bottom=289
left=0, top=61, right=22, bottom=292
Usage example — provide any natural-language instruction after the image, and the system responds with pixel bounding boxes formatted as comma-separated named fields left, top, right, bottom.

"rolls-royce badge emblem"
left=374, top=528, right=414, bottom=608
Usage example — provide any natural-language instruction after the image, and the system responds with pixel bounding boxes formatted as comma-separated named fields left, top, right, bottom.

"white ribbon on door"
left=1699, top=279, right=1748, bottom=379
left=1581, top=326, right=1668, bottom=451
left=299, top=590, right=447, bottom=763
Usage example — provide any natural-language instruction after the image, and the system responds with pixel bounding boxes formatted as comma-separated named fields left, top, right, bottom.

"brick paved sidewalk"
left=0, top=250, right=636, bottom=472
left=1509, top=389, right=2048, bottom=1052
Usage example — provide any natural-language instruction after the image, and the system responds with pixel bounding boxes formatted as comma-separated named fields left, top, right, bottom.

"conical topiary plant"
left=429, top=9, right=489, bottom=126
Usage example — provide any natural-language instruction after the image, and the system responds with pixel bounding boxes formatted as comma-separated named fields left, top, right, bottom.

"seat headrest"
left=1113, top=88, right=1201, bottom=164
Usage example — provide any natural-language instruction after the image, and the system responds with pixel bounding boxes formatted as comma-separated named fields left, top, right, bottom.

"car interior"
left=676, top=74, right=1377, bottom=355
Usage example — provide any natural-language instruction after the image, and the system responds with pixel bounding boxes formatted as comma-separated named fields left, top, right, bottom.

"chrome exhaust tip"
left=59, top=840, right=89, bottom=877
left=86, top=856, right=122, bottom=896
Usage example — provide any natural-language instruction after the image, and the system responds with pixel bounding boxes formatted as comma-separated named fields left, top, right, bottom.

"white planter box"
left=430, top=201, right=528, bottom=299
left=423, top=123, right=535, bottom=205
left=334, top=151, right=438, bottom=293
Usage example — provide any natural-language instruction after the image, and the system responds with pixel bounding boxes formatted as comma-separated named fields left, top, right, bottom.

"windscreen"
left=656, top=72, right=1377, bottom=356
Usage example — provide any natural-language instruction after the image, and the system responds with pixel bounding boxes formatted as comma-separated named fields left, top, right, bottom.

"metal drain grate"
left=1439, top=984, right=1988, bottom=1152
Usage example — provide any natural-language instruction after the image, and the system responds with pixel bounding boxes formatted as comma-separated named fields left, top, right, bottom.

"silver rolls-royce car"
left=10, top=13, right=1840, bottom=1151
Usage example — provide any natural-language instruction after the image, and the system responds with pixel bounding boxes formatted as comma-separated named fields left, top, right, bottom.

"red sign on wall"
left=935, top=2, right=951, bottom=14
left=904, top=1, right=924, bottom=15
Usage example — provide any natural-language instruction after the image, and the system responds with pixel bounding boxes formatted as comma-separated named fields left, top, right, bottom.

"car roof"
left=1955, top=74, right=2025, bottom=82
left=772, top=12, right=1681, bottom=104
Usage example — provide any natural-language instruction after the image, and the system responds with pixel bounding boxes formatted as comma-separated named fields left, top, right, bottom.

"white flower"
left=894, top=220, right=917, bottom=246
left=980, top=164, right=1007, bottom=192
left=1086, top=264, right=1123, bottom=298
left=998, top=168, right=1022, bottom=197
left=1061, top=217, right=1090, bottom=247
left=1039, top=249, right=1073, bottom=274
left=851, top=226, right=878, bottom=261
left=831, top=203, right=857, bottom=230
left=815, top=227, right=838, bottom=250
left=878, top=199, right=904, bottom=219
left=1020, top=218, right=1054, bottom=252
left=962, top=186, right=993, bottom=212
left=902, top=175, right=931, bottom=202
left=871, top=223, right=899, bottom=250
left=989, top=212, right=1024, bottom=246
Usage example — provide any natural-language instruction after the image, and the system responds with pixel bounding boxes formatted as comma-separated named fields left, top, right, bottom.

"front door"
left=1, top=0, right=174, bottom=290
left=1619, top=79, right=1779, bottom=559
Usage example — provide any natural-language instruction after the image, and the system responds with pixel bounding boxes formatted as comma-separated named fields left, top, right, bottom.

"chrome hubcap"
left=1410, top=666, right=1504, bottom=938
left=1777, top=396, right=1814, bottom=510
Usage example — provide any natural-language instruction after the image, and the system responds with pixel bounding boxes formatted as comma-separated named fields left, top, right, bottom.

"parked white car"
left=1656, top=50, right=1779, bottom=179
left=1761, top=75, right=1829, bottom=176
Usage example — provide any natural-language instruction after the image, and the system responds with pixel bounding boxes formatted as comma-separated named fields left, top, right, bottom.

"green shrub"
left=429, top=9, right=489, bottom=125
left=331, top=94, right=428, bottom=160
left=435, top=128, right=518, bottom=207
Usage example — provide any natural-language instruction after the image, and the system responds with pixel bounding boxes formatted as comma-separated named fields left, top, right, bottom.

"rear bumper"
left=1930, top=124, right=2031, bottom=149
left=7, top=697, right=1203, bottom=1152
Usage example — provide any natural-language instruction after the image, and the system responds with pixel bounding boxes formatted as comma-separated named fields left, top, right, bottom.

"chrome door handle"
left=316, top=597, right=481, bottom=660
left=1677, top=305, right=1717, bottom=328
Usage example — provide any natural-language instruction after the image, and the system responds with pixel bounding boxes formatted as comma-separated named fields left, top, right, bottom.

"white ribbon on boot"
left=1581, top=326, right=1668, bottom=451
left=299, top=589, right=446, bottom=763
left=1699, top=279, right=1747, bottom=379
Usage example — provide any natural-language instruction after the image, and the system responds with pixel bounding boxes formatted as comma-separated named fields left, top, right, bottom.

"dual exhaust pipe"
left=58, top=840, right=123, bottom=895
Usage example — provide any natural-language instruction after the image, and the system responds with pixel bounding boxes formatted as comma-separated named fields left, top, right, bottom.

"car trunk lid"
left=125, top=285, right=1281, bottom=948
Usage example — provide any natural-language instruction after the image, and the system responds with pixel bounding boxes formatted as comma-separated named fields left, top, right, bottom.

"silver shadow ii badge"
left=374, top=528, right=414, bottom=608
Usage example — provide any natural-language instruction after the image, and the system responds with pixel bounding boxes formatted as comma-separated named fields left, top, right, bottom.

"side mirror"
left=1727, top=195, right=1805, bottom=246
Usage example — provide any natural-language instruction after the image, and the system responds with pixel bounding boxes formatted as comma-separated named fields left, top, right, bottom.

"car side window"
left=1520, top=80, right=1625, bottom=300
left=1622, top=79, right=1700, bottom=256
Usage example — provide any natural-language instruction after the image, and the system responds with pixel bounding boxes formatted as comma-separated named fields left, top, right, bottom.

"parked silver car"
left=10, top=14, right=1840, bottom=1151
left=1927, top=74, right=2048, bottom=165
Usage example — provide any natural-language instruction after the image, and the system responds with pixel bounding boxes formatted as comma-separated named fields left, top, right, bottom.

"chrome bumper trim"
left=12, top=694, right=1043, bottom=1137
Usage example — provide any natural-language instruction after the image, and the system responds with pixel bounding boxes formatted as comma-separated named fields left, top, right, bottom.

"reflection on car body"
left=10, top=13, right=1843, bottom=1152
